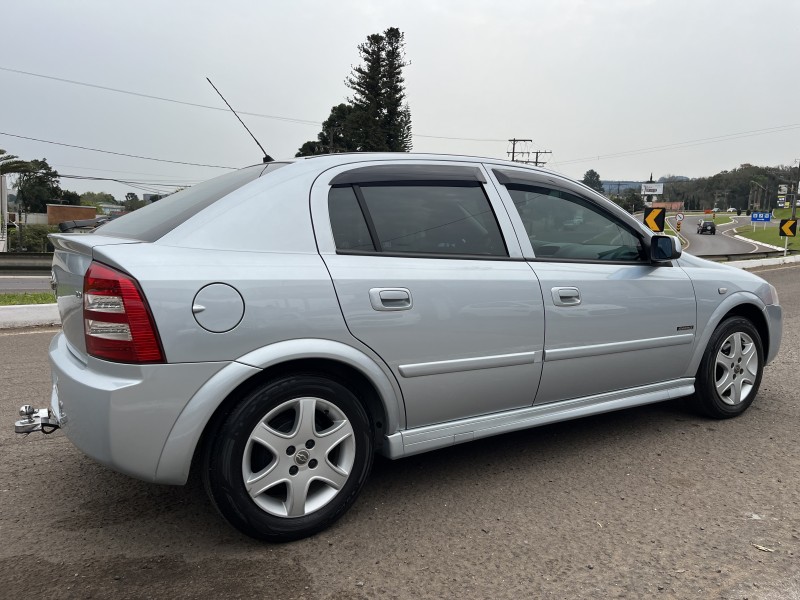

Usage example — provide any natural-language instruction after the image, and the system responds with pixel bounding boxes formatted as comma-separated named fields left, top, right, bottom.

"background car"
left=697, top=220, right=717, bottom=234
left=23, top=154, right=781, bottom=542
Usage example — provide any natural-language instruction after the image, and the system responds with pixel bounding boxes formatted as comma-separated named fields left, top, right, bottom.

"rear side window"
left=96, top=163, right=287, bottom=242
left=328, top=187, right=374, bottom=251
left=329, top=183, right=507, bottom=257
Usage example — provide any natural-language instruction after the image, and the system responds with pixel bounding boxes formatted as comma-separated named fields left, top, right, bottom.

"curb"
left=0, top=304, right=61, bottom=329
left=726, top=254, right=800, bottom=270
left=731, top=234, right=787, bottom=252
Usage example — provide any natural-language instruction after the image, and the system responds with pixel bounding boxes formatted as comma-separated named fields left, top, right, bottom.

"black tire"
left=693, top=317, right=764, bottom=419
left=202, top=374, right=374, bottom=542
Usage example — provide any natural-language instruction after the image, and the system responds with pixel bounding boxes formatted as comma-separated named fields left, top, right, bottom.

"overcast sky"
left=2, top=0, right=799, bottom=201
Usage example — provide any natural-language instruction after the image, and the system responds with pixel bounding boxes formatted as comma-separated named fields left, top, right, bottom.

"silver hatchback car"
left=21, top=154, right=782, bottom=541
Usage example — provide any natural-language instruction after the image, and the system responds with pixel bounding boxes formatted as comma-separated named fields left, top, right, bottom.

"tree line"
left=1, top=149, right=155, bottom=214
left=583, top=164, right=800, bottom=212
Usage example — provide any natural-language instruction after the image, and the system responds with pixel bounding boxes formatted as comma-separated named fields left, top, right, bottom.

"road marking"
left=720, top=227, right=761, bottom=253
left=750, top=263, right=800, bottom=273
left=0, top=327, right=60, bottom=337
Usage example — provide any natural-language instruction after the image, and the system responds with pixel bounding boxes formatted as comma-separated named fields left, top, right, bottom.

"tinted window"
left=357, top=184, right=507, bottom=257
left=507, top=186, right=643, bottom=261
left=328, top=187, right=374, bottom=251
left=97, top=163, right=287, bottom=242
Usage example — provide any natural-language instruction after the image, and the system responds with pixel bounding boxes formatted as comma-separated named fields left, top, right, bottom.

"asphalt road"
left=673, top=215, right=778, bottom=256
left=0, top=275, right=51, bottom=293
left=1, top=265, right=799, bottom=599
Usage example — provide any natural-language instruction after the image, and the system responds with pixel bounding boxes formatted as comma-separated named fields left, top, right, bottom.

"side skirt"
left=382, top=378, right=695, bottom=458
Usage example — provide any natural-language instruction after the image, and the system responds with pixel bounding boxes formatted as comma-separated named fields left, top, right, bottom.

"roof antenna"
left=206, top=77, right=273, bottom=163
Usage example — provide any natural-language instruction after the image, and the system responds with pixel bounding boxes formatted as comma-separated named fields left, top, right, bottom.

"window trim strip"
left=351, top=185, right=381, bottom=252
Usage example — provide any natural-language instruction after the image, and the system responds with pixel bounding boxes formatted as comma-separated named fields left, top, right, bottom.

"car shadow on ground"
left=46, top=397, right=701, bottom=548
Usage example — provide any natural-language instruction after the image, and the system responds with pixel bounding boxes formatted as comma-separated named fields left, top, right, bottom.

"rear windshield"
left=96, top=163, right=287, bottom=242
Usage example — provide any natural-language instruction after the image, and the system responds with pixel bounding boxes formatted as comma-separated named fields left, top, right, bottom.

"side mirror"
left=650, top=235, right=681, bottom=263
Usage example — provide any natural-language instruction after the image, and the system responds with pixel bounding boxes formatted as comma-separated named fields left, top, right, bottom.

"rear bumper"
left=49, top=332, right=228, bottom=483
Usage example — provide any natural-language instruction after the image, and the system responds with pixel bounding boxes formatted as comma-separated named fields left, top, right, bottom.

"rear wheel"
left=693, top=317, right=763, bottom=418
left=203, top=375, right=374, bottom=541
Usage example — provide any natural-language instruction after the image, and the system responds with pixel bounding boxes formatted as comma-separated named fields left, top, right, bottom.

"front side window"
left=506, top=185, right=643, bottom=262
left=328, top=183, right=507, bottom=257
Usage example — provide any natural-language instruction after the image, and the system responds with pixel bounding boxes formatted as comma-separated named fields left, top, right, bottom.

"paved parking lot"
left=1, top=265, right=798, bottom=599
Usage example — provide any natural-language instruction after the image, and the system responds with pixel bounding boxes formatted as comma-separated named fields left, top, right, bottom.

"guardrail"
left=0, top=253, right=53, bottom=272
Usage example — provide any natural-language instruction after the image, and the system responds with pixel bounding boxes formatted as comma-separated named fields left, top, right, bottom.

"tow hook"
left=15, top=405, right=60, bottom=434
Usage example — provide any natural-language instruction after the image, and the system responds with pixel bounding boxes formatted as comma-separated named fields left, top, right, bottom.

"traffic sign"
left=676, top=222, right=682, bottom=232
left=676, top=213, right=684, bottom=222
left=644, top=207, right=665, bottom=232
left=750, top=212, right=771, bottom=222
left=779, top=219, right=797, bottom=237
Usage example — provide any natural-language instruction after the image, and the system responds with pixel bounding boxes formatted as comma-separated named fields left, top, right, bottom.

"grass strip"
left=0, top=292, right=56, bottom=306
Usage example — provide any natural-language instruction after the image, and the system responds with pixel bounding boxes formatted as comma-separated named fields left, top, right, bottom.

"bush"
left=6, top=224, right=59, bottom=252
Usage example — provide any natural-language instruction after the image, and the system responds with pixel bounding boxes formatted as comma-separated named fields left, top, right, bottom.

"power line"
left=51, top=163, right=206, bottom=179
left=0, top=131, right=235, bottom=169
left=59, top=174, right=188, bottom=188
left=559, top=123, right=800, bottom=165
left=0, top=66, right=506, bottom=142
left=0, top=66, right=321, bottom=126
left=416, top=133, right=506, bottom=142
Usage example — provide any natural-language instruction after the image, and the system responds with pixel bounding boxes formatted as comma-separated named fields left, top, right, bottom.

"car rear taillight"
left=83, top=262, right=164, bottom=363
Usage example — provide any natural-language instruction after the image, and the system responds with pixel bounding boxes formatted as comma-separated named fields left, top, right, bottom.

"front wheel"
left=693, top=317, right=764, bottom=419
left=202, top=375, right=374, bottom=541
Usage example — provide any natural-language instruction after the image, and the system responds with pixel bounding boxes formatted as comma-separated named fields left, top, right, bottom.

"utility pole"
left=531, top=150, right=552, bottom=166
left=507, top=138, right=531, bottom=163
left=507, top=139, right=552, bottom=166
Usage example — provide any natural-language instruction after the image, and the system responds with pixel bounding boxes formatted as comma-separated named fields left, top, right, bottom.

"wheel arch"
left=722, top=303, right=769, bottom=358
left=155, top=339, right=405, bottom=485
left=687, top=293, right=769, bottom=375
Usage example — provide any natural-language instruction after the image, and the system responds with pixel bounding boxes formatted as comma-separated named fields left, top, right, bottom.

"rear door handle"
left=551, top=286, right=581, bottom=306
left=369, top=288, right=413, bottom=311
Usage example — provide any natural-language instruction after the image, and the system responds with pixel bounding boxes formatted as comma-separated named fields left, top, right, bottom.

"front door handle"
left=369, top=288, right=413, bottom=311
left=551, top=287, right=581, bottom=306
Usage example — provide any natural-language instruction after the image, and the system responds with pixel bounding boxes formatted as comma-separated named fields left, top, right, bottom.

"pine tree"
left=346, top=33, right=388, bottom=151
left=296, top=28, right=412, bottom=155
left=381, top=27, right=411, bottom=152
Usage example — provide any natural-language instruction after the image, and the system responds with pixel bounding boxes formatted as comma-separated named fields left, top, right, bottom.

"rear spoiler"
left=58, top=217, right=111, bottom=232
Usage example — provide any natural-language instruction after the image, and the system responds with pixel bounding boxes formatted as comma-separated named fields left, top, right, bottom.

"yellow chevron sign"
left=644, top=207, right=665, bottom=232
left=780, top=219, right=797, bottom=237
